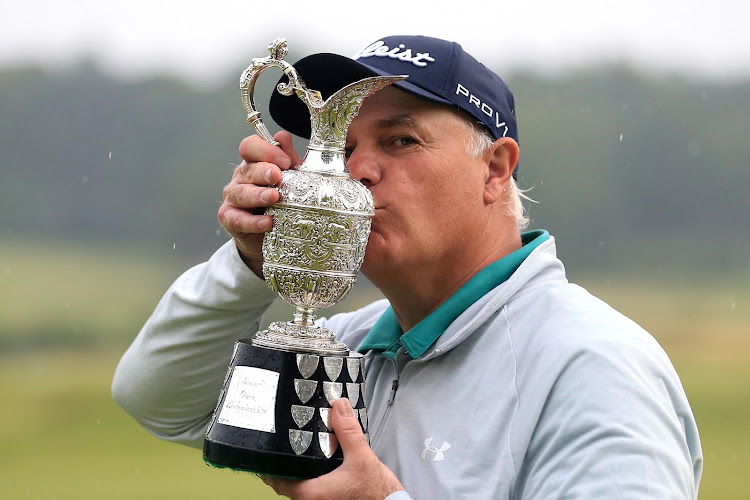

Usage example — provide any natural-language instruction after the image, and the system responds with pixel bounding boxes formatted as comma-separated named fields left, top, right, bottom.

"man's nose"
left=346, top=147, right=381, bottom=187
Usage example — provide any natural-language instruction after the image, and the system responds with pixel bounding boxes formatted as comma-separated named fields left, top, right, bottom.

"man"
left=113, top=35, right=703, bottom=499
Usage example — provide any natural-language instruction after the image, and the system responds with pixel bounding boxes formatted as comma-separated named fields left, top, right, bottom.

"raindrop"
left=619, top=134, right=623, bottom=142
left=82, top=176, right=88, bottom=183
left=598, top=241, right=606, bottom=248
left=730, top=299, right=736, bottom=311
left=172, top=243, right=176, bottom=250
left=108, top=152, right=112, bottom=159
left=97, top=418, right=101, bottom=424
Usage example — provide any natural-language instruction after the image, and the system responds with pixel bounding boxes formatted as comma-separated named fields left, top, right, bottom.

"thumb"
left=274, top=131, right=302, bottom=167
left=331, top=398, right=368, bottom=458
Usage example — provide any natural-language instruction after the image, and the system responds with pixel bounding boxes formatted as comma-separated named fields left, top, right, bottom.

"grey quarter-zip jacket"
left=113, top=236, right=702, bottom=499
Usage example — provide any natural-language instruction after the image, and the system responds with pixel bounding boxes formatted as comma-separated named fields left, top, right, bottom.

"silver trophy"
left=203, top=38, right=404, bottom=478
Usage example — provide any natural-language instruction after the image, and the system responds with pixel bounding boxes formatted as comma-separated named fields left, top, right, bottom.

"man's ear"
left=483, top=138, right=520, bottom=205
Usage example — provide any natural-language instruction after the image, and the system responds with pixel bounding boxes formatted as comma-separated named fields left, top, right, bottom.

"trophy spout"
left=307, top=75, right=407, bottom=153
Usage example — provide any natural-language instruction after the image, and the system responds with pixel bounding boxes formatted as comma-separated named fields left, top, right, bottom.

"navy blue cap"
left=269, top=35, right=518, bottom=144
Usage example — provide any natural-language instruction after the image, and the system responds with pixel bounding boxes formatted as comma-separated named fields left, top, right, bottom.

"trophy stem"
left=293, top=306, right=317, bottom=326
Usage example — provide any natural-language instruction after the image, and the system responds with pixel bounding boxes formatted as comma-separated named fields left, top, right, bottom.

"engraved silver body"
left=240, top=38, right=406, bottom=355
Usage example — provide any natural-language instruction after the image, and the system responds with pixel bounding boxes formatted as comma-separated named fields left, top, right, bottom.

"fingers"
left=223, top=173, right=279, bottom=210
left=235, top=134, right=294, bottom=195
left=330, top=398, right=369, bottom=458
left=238, top=131, right=300, bottom=173
left=219, top=132, right=301, bottom=275
left=218, top=169, right=278, bottom=237
left=274, top=130, right=302, bottom=166
left=259, top=475, right=301, bottom=500
left=231, top=160, right=282, bottom=188
left=218, top=204, right=272, bottom=234
left=260, top=474, right=323, bottom=500
left=257, top=398, right=404, bottom=500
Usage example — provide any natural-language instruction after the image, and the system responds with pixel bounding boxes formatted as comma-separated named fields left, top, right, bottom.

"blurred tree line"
left=1, top=59, right=748, bottom=275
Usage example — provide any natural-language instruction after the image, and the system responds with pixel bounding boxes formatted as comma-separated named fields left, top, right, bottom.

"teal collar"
left=358, top=230, right=550, bottom=360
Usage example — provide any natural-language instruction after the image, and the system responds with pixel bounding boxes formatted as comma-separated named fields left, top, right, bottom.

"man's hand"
left=261, top=398, right=405, bottom=500
left=218, top=131, right=301, bottom=277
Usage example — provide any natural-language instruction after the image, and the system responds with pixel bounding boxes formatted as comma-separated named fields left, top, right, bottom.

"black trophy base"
left=203, top=340, right=368, bottom=479
left=204, top=436, right=341, bottom=479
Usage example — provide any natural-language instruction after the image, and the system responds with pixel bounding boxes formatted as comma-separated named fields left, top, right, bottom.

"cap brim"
left=269, top=53, right=453, bottom=139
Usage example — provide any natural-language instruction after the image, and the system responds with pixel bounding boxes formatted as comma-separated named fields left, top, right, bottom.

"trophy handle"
left=239, top=38, right=322, bottom=146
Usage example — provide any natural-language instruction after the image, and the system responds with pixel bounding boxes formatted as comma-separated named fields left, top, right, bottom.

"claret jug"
left=203, top=38, right=404, bottom=478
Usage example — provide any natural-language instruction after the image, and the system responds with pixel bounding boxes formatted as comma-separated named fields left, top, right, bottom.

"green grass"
left=676, top=358, right=750, bottom=499
left=0, top=237, right=193, bottom=349
left=1, top=238, right=748, bottom=498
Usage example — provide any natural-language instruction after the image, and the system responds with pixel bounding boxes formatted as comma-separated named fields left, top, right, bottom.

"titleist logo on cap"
left=353, top=40, right=436, bottom=67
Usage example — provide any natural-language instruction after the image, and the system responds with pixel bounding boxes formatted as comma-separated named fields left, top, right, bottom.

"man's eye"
left=397, top=137, right=416, bottom=146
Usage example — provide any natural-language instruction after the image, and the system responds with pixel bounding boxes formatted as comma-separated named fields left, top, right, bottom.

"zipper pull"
left=387, top=379, right=399, bottom=406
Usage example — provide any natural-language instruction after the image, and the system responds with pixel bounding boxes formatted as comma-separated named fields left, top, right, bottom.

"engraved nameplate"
left=217, top=366, right=279, bottom=433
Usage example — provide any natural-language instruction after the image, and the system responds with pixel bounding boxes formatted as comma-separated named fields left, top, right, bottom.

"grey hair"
left=465, top=122, right=534, bottom=231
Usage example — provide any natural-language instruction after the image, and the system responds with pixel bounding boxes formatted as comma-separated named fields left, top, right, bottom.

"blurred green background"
left=1, top=20, right=749, bottom=500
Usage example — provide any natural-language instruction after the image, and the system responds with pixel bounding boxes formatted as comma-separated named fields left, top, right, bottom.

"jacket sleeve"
left=111, top=240, right=277, bottom=448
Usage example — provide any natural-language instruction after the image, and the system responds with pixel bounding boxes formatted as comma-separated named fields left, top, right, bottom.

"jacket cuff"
left=384, top=491, right=412, bottom=500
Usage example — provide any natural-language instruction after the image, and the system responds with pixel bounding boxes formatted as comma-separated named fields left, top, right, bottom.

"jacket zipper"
left=369, top=346, right=410, bottom=447
left=387, top=346, right=410, bottom=405
left=387, top=379, right=399, bottom=406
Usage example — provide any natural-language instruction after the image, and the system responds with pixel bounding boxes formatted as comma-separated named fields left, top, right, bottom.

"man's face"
left=344, top=87, right=491, bottom=282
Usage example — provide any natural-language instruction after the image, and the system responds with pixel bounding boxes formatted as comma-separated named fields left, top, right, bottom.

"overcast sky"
left=2, top=0, right=748, bottom=85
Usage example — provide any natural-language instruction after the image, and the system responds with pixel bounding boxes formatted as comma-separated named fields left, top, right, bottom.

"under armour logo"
left=421, top=437, right=451, bottom=462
